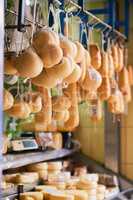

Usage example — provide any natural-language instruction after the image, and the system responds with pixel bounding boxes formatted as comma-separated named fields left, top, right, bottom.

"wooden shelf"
left=2, top=141, right=80, bottom=170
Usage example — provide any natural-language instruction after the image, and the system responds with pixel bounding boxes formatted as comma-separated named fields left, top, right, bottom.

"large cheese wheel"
left=6, top=101, right=31, bottom=119
left=111, top=45, right=118, bottom=71
left=35, top=185, right=57, bottom=191
left=99, top=51, right=109, bottom=77
left=74, top=41, right=85, bottom=64
left=27, top=162, right=48, bottom=171
left=89, top=99, right=103, bottom=122
left=4, top=54, right=17, bottom=75
left=64, top=63, right=81, bottom=84
left=38, top=44, right=63, bottom=68
left=20, top=192, right=43, bottom=200
left=89, top=44, right=101, bottom=69
left=98, top=77, right=111, bottom=100
left=116, top=47, right=124, bottom=72
left=80, top=66, right=102, bottom=92
left=3, top=89, right=14, bottom=111
left=32, top=29, right=60, bottom=51
left=128, top=65, right=133, bottom=86
left=60, top=37, right=77, bottom=59
left=52, top=95, right=71, bottom=112
left=15, top=48, right=43, bottom=78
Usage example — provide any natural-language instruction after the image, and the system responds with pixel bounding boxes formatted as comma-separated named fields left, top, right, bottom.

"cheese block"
left=48, top=161, right=62, bottom=170
left=3, top=89, right=14, bottom=111
left=20, top=192, right=43, bottom=200
left=66, top=190, right=88, bottom=200
left=27, top=162, right=48, bottom=171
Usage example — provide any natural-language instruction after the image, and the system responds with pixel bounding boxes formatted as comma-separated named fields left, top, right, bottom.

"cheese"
left=66, top=190, right=88, bottom=200
left=49, top=191, right=74, bottom=200
left=48, top=162, right=62, bottom=170
left=35, top=185, right=57, bottom=191
left=27, top=162, right=48, bottom=171
left=20, top=192, right=43, bottom=200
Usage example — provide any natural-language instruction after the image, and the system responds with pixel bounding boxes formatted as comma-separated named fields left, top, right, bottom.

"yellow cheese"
left=52, top=132, right=63, bottom=150
left=66, top=190, right=88, bottom=200
left=27, top=162, right=48, bottom=171
left=20, top=192, right=43, bottom=200
left=49, top=191, right=74, bottom=200
left=48, top=161, right=62, bottom=170
left=37, top=170, right=48, bottom=180
left=35, top=185, right=57, bottom=191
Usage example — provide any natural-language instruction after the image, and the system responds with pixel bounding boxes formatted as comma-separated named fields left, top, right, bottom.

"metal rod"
left=17, top=0, right=26, bottom=32
left=69, top=0, right=126, bottom=40
left=6, top=9, right=45, bottom=28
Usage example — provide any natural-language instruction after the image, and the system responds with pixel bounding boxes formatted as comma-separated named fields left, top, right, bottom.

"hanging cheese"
left=84, top=49, right=91, bottom=68
left=89, top=44, right=101, bottom=69
left=60, top=37, right=77, bottom=60
left=20, top=192, right=43, bottom=200
left=61, top=83, right=79, bottom=131
left=52, top=132, right=63, bottom=150
left=108, top=89, right=125, bottom=114
left=63, top=63, right=81, bottom=84
left=111, top=44, right=119, bottom=71
left=32, top=28, right=60, bottom=51
left=89, top=99, right=103, bottom=122
left=15, top=48, right=43, bottom=78
left=53, top=110, right=68, bottom=121
left=98, top=77, right=111, bottom=100
left=35, top=88, right=52, bottom=126
left=118, top=67, right=129, bottom=94
left=80, top=66, right=102, bottom=92
left=74, top=41, right=85, bottom=64
left=108, top=51, right=115, bottom=78
left=79, top=53, right=87, bottom=83
left=99, top=51, right=109, bottom=77
left=128, top=65, right=133, bottom=86
left=38, top=44, right=63, bottom=68
left=52, top=95, right=71, bottom=112
left=116, top=46, right=124, bottom=72
left=3, top=89, right=14, bottom=111
left=32, top=57, right=73, bottom=88
left=4, top=54, right=17, bottom=75
left=6, top=101, right=31, bottom=119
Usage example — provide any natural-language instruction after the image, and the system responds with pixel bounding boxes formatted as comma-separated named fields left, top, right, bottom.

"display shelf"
left=1, top=140, right=80, bottom=170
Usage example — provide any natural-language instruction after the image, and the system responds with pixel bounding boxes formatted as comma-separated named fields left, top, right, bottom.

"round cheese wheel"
left=15, top=48, right=43, bottom=78
left=6, top=101, right=31, bottom=119
left=33, top=28, right=60, bottom=50
left=89, top=44, right=101, bottom=69
left=38, top=44, right=63, bottom=68
left=49, top=192, right=74, bottom=200
left=3, top=89, right=14, bottom=111
left=35, top=185, right=57, bottom=191
left=66, top=190, right=88, bottom=200
left=4, top=54, right=17, bottom=75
